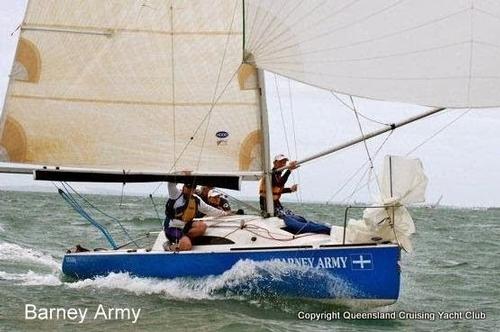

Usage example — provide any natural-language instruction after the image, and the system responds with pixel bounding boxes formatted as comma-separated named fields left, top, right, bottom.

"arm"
left=167, top=182, right=181, bottom=199
left=197, top=196, right=227, bottom=217
left=280, top=170, right=291, bottom=185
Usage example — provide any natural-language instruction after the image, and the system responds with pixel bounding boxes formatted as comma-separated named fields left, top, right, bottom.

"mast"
left=243, top=0, right=273, bottom=216
left=257, top=69, right=274, bottom=216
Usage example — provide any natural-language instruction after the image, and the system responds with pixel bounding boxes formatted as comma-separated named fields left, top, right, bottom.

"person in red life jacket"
left=164, top=182, right=228, bottom=251
left=259, top=154, right=299, bottom=216
left=207, top=189, right=231, bottom=211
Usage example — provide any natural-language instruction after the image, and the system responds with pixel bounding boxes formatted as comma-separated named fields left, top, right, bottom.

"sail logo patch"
left=350, top=253, right=373, bottom=270
left=216, top=131, right=229, bottom=138
left=216, top=131, right=229, bottom=146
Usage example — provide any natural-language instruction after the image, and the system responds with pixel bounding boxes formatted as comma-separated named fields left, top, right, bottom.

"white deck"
left=151, top=215, right=352, bottom=252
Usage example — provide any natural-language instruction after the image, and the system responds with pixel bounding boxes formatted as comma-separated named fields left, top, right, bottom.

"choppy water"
left=0, top=190, right=499, bottom=331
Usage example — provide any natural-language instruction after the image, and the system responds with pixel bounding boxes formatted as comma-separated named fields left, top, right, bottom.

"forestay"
left=0, top=0, right=262, bottom=174
left=244, top=0, right=500, bottom=108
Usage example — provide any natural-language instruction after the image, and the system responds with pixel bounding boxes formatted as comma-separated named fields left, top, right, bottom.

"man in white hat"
left=207, top=189, right=231, bottom=211
left=259, top=154, right=298, bottom=216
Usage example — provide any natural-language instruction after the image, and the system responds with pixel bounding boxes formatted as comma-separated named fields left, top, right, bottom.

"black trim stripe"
left=34, top=170, right=241, bottom=190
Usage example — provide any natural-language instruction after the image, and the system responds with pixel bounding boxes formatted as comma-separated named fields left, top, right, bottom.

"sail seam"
left=9, top=94, right=257, bottom=107
left=22, top=24, right=242, bottom=36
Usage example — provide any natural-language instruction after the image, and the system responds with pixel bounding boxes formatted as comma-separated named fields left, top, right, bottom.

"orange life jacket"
left=259, top=177, right=282, bottom=201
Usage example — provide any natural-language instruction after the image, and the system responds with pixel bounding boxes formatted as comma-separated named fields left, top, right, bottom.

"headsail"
left=244, top=0, right=500, bottom=108
left=0, top=0, right=262, bottom=174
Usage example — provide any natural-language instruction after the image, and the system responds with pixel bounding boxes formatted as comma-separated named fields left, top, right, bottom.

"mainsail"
left=2, top=0, right=500, bottom=178
left=0, top=0, right=262, bottom=174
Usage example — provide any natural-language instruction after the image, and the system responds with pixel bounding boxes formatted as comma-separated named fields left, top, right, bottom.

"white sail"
left=0, top=0, right=262, bottom=173
left=244, top=0, right=500, bottom=108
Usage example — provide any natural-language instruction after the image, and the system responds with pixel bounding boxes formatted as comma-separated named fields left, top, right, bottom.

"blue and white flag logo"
left=350, top=253, right=374, bottom=270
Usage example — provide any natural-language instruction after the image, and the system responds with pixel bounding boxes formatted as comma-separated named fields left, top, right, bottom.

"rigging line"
left=170, top=2, right=177, bottom=171
left=149, top=194, right=164, bottom=226
left=250, top=0, right=329, bottom=57
left=60, top=182, right=138, bottom=247
left=196, top=0, right=239, bottom=170
left=274, top=74, right=300, bottom=203
left=273, top=75, right=292, bottom=164
left=257, top=0, right=405, bottom=59
left=349, top=95, right=381, bottom=193
left=338, top=130, right=394, bottom=204
left=326, top=160, right=368, bottom=204
left=330, top=91, right=390, bottom=127
left=287, top=78, right=302, bottom=203
left=246, top=0, right=301, bottom=55
left=150, top=182, right=163, bottom=195
left=58, top=188, right=119, bottom=249
left=256, top=6, right=469, bottom=62
left=405, top=109, right=471, bottom=157
left=167, top=67, right=239, bottom=173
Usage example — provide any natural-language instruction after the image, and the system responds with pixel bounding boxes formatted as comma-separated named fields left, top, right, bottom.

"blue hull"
left=63, top=245, right=400, bottom=301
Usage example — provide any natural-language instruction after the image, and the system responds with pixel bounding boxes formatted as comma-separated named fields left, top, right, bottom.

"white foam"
left=0, top=270, right=62, bottom=286
left=0, top=223, right=4, bottom=232
left=66, top=259, right=356, bottom=300
left=0, top=242, right=60, bottom=271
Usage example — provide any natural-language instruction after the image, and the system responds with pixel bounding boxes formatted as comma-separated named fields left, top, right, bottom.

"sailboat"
left=1, top=1, right=497, bottom=306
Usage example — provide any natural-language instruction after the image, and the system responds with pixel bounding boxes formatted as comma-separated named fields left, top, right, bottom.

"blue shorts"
left=163, top=219, right=194, bottom=243
left=165, top=227, right=184, bottom=243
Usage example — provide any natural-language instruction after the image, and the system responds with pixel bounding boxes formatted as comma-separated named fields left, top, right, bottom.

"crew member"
left=196, top=186, right=212, bottom=204
left=259, top=154, right=298, bottom=216
left=164, top=182, right=228, bottom=251
left=207, top=190, right=231, bottom=211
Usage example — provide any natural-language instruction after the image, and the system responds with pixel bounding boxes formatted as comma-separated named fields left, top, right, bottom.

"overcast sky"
left=1, top=1, right=499, bottom=208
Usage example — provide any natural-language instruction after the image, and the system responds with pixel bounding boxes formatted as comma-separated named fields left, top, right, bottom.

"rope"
left=330, top=91, right=390, bottom=126
left=405, top=108, right=470, bottom=156
left=61, top=182, right=139, bottom=247
left=149, top=194, right=164, bottom=226
left=340, top=131, right=394, bottom=204
left=287, top=78, right=302, bottom=202
left=349, top=95, right=381, bottom=194
left=326, top=130, right=393, bottom=204
left=274, top=74, right=302, bottom=203
left=58, top=187, right=118, bottom=249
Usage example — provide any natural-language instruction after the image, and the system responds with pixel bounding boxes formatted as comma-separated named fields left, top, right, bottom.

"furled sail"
left=244, top=0, right=500, bottom=108
left=0, top=0, right=263, bottom=174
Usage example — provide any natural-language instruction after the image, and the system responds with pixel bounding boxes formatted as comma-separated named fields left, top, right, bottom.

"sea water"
left=0, top=190, right=498, bottom=331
